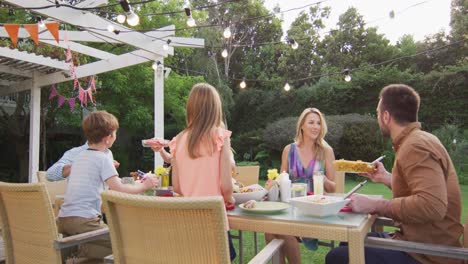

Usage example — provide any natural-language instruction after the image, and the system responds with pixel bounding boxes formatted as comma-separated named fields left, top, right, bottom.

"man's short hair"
left=82, top=111, right=119, bottom=144
left=379, top=84, right=420, bottom=125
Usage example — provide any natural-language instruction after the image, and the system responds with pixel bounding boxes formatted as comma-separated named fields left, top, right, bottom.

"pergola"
left=0, top=0, right=204, bottom=182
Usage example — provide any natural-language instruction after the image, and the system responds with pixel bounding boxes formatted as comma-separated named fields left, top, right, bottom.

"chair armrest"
left=365, top=237, right=468, bottom=260
left=248, top=238, right=284, bottom=264
left=54, top=228, right=109, bottom=250
left=371, top=216, right=395, bottom=232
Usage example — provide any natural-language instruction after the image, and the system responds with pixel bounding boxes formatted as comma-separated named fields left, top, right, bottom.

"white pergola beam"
left=0, top=26, right=176, bottom=43
left=4, top=0, right=171, bottom=56
left=75, top=0, right=108, bottom=8
left=0, top=47, right=69, bottom=70
left=41, top=40, right=116, bottom=60
left=0, top=64, right=33, bottom=78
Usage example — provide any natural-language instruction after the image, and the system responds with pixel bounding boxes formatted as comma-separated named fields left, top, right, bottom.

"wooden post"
left=28, top=71, right=41, bottom=182
left=154, top=59, right=164, bottom=168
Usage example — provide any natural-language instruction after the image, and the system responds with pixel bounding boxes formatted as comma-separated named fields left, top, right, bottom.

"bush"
left=262, top=117, right=296, bottom=152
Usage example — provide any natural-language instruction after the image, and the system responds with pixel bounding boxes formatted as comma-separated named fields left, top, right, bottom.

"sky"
left=263, top=0, right=452, bottom=44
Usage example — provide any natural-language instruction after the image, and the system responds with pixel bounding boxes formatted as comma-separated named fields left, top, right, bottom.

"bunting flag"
left=49, top=84, right=58, bottom=99
left=4, top=24, right=20, bottom=47
left=2, top=22, right=59, bottom=46
left=57, top=95, right=65, bottom=108
left=67, top=98, right=76, bottom=111
left=23, top=24, right=39, bottom=45
left=45, top=22, right=60, bottom=43
left=49, top=31, right=97, bottom=112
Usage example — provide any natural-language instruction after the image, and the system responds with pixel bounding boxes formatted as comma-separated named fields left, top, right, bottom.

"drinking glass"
left=313, top=171, right=325, bottom=195
left=291, top=183, right=307, bottom=198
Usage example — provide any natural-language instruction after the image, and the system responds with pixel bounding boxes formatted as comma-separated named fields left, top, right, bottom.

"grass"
left=232, top=178, right=468, bottom=264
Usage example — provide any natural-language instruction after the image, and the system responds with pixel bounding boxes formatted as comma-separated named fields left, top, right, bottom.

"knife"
left=343, top=180, right=367, bottom=199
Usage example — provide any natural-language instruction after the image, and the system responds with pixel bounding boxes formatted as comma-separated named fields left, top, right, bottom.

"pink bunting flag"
left=82, top=88, right=88, bottom=106
left=57, top=95, right=65, bottom=108
left=90, top=76, right=96, bottom=92
left=66, top=46, right=72, bottom=63
left=67, top=98, right=76, bottom=111
left=73, top=77, right=79, bottom=90
left=49, top=84, right=58, bottom=100
left=88, top=88, right=94, bottom=103
left=78, top=85, right=84, bottom=104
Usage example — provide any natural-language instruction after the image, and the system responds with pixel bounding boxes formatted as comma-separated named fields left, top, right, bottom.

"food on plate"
left=232, top=178, right=243, bottom=193
left=243, top=200, right=257, bottom=209
left=306, top=196, right=334, bottom=204
left=236, top=186, right=263, bottom=193
left=333, top=159, right=376, bottom=173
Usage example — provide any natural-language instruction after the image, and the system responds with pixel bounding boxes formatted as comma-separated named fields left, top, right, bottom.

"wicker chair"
left=101, top=191, right=284, bottom=264
left=37, top=171, right=67, bottom=216
left=0, top=182, right=109, bottom=264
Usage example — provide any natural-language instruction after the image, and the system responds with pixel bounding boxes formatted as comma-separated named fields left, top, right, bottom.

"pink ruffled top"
left=169, top=127, right=232, bottom=229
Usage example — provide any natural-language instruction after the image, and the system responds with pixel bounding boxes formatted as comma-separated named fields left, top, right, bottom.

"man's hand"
left=113, top=160, right=120, bottom=169
left=359, top=162, right=392, bottom=188
left=142, top=173, right=159, bottom=189
left=348, top=194, right=389, bottom=215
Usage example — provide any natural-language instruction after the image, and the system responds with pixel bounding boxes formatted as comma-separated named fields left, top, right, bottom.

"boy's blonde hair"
left=185, top=83, right=223, bottom=158
left=82, top=111, right=119, bottom=144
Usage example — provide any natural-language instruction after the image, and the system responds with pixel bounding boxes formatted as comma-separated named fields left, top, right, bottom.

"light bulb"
left=126, top=12, right=140, bottom=26
left=344, top=74, right=352, bottom=82
left=187, top=16, right=196, bottom=27
left=38, top=20, right=46, bottom=29
left=221, top=49, right=228, bottom=58
left=223, top=27, right=231, bottom=38
left=107, top=24, right=115, bottom=32
left=284, top=83, right=291, bottom=91
left=240, top=80, right=246, bottom=89
left=291, top=41, right=299, bottom=50
left=152, top=62, right=159, bottom=70
left=117, top=14, right=126, bottom=24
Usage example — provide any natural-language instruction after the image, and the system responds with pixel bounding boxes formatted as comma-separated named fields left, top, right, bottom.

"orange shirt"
left=169, top=128, right=232, bottom=229
left=384, top=122, right=463, bottom=264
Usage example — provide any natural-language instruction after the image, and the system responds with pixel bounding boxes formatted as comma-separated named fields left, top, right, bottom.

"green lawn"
left=232, top=178, right=468, bottom=264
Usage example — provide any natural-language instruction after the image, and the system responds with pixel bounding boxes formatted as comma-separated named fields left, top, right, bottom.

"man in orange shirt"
left=326, top=84, right=463, bottom=264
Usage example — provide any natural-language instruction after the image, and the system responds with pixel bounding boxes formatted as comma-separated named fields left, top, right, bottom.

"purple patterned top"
left=287, top=143, right=323, bottom=191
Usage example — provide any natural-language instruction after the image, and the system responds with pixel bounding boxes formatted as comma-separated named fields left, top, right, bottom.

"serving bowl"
left=232, top=184, right=267, bottom=204
left=289, top=195, right=349, bottom=217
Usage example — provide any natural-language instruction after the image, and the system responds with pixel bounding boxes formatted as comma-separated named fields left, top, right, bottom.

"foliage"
left=433, top=123, right=468, bottom=182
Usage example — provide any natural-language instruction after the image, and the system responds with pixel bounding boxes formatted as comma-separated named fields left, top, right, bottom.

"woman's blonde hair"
left=185, top=83, right=223, bottom=158
left=294, top=108, right=328, bottom=161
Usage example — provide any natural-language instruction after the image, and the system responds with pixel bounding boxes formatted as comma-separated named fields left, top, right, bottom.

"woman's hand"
left=147, top=138, right=169, bottom=152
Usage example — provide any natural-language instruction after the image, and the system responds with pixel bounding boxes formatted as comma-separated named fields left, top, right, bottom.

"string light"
left=126, top=11, right=140, bottom=26
left=37, top=17, right=45, bottom=29
left=284, top=82, right=291, bottom=91
left=152, top=61, right=162, bottom=70
left=221, top=48, right=228, bottom=58
left=343, top=69, right=352, bottom=82
left=107, top=24, right=115, bottom=32
left=223, top=27, right=232, bottom=38
left=117, top=14, right=126, bottom=23
left=163, top=39, right=171, bottom=51
left=119, top=0, right=139, bottom=26
left=288, top=38, right=299, bottom=49
left=184, top=8, right=196, bottom=27
left=240, top=78, right=246, bottom=89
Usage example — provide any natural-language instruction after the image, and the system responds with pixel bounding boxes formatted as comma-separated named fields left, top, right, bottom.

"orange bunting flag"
left=45, top=22, right=60, bottom=43
left=24, top=24, right=39, bottom=45
left=4, top=24, right=20, bottom=48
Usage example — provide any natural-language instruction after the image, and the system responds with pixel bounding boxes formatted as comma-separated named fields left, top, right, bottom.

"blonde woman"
left=266, top=108, right=336, bottom=264
left=168, top=83, right=236, bottom=260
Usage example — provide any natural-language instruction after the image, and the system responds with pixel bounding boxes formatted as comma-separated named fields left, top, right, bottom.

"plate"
left=239, top=201, right=289, bottom=213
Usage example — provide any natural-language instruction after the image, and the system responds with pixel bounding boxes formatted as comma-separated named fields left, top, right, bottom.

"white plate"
left=233, top=184, right=267, bottom=204
left=239, top=201, right=289, bottom=213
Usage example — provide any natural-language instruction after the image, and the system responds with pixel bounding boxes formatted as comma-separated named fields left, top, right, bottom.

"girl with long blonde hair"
left=168, top=83, right=236, bottom=260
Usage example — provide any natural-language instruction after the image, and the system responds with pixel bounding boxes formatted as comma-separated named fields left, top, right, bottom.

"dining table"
left=227, top=202, right=376, bottom=264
